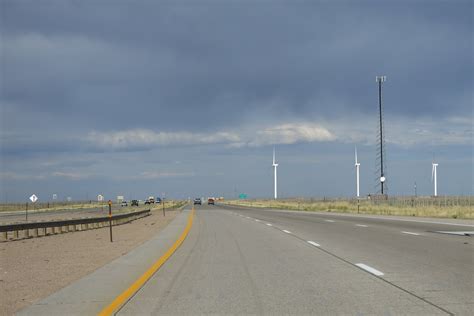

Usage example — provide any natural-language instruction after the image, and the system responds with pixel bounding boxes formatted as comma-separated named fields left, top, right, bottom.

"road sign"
left=29, top=194, right=38, bottom=203
left=239, top=193, right=247, bottom=199
left=98, top=194, right=104, bottom=202
left=67, top=197, right=72, bottom=202
left=52, top=194, right=57, bottom=200
left=117, top=196, right=124, bottom=202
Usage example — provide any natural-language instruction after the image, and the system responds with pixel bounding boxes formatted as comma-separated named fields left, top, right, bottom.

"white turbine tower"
left=273, top=147, right=278, bottom=199
left=355, top=146, right=360, bottom=198
left=432, top=161, right=439, bottom=197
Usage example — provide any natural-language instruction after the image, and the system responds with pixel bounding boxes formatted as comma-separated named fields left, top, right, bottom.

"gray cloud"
left=1, top=0, right=472, bottom=201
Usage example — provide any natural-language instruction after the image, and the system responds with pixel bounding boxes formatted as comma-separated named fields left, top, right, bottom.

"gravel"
left=0, top=208, right=180, bottom=315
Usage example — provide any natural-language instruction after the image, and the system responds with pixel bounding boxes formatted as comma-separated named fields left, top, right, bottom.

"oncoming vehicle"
left=131, top=200, right=139, bottom=206
left=208, top=198, right=215, bottom=205
left=193, top=198, right=202, bottom=205
left=155, top=197, right=162, bottom=204
left=121, top=200, right=128, bottom=207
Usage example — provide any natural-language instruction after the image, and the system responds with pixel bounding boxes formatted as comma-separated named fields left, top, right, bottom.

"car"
left=193, top=198, right=202, bottom=205
left=144, top=199, right=151, bottom=205
left=155, top=197, right=162, bottom=204
left=121, top=200, right=128, bottom=207
left=131, top=200, right=139, bottom=206
left=208, top=198, right=215, bottom=205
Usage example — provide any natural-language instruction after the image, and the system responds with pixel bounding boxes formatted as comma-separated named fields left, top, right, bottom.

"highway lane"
left=221, top=204, right=474, bottom=315
left=117, top=204, right=473, bottom=315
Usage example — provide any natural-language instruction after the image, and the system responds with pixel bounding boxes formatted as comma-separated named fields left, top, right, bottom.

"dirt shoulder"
left=0, top=207, right=181, bottom=315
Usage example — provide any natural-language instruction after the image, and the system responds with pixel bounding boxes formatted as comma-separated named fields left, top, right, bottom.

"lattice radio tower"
left=375, top=76, right=388, bottom=195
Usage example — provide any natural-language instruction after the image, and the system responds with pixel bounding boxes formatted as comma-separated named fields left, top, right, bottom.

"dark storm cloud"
left=2, top=0, right=472, bottom=134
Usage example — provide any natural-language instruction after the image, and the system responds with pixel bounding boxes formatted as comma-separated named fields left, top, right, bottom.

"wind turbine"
left=432, top=161, right=438, bottom=197
left=355, top=146, right=360, bottom=198
left=272, top=147, right=278, bottom=199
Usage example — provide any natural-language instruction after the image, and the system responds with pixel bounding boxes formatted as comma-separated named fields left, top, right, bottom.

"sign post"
left=28, top=194, right=38, bottom=221
left=162, top=192, right=165, bottom=217
left=108, top=200, right=113, bottom=242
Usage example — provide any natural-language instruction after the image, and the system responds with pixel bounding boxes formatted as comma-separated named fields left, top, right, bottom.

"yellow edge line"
left=98, top=207, right=194, bottom=316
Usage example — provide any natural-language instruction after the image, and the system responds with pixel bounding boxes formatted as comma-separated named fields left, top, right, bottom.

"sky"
left=0, top=0, right=472, bottom=202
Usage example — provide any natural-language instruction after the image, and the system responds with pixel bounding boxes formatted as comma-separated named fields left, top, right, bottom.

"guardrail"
left=0, top=209, right=151, bottom=242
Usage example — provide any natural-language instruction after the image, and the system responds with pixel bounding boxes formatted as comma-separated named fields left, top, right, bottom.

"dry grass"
left=0, top=200, right=187, bottom=213
left=222, top=197, right=474, bottom=219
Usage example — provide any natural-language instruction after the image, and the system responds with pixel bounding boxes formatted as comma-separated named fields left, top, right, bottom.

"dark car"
left=131, top=200, right=139, bottom=206
left=193, top=198, right=202, bottom=205
left=155, top=197, right=162, bottom=204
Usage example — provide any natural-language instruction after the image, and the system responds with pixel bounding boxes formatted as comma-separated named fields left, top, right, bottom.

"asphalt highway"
left=118, top=204, right=473, bottom=315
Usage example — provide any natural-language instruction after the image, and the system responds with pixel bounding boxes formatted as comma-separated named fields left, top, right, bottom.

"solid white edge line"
left=307, top=241, right=320, bottom=247
left=356, top=263, right=384, bottom=276
left=402, top=231, right=420, bottom=236
left=266, top=223, right=272, bottom=226
left=282, top=230, right=292, bottom=234
left=356, top=224, right=368, bottom=227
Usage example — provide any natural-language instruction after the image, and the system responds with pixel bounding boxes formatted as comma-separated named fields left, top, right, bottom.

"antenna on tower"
left=375, top=75, right=388, bottom=196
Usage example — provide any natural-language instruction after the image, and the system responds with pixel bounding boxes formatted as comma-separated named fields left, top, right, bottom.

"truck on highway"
left=145, top=196, right=155, bottom=204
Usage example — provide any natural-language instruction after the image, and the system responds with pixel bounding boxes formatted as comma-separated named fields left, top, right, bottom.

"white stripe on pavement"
left=282, top=230, right=292, bottom=234
left=402, top=231, right=420, bottom=236
left=307, top=241, right=320, bottom=247
left=356, top=224, right=368, bottom=227
left=266, top=223, right=272, bottom=227
left=325, top=220, right=335, bottom=223
left=356, top=263, right=384, bottom=276
left=255, top=219, right=260, bottom=222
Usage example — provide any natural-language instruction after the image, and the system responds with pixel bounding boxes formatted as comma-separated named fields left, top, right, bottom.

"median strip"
left=98, top=207, right=194, bottom=316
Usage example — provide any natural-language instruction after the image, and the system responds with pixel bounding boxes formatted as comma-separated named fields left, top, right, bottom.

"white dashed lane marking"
left=355, top=263, right=384, bottom=276
left=307, top=241, right=321, bottom=247
left=356, top=224, right=368, bottom=227
left=325, top=220, right=335, bottom=223
left=266, top=223, right=273, bottom=227
left=402, top=231, right=421, bottom=236
left=282, top=230, right=292, bottom=234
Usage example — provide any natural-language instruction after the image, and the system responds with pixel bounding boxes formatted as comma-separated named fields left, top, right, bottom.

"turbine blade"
left=431, top=164, right=434, bottom=182
left=355, top=146, right=358, bottom=164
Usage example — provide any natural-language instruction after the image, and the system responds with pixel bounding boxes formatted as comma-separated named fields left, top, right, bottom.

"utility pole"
left=376, top=76, right=387, bottom=195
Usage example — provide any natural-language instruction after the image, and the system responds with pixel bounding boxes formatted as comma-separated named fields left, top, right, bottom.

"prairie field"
left=222, top=196, right=474, bottom=219
left=0, top=200, right=186, bottom=213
